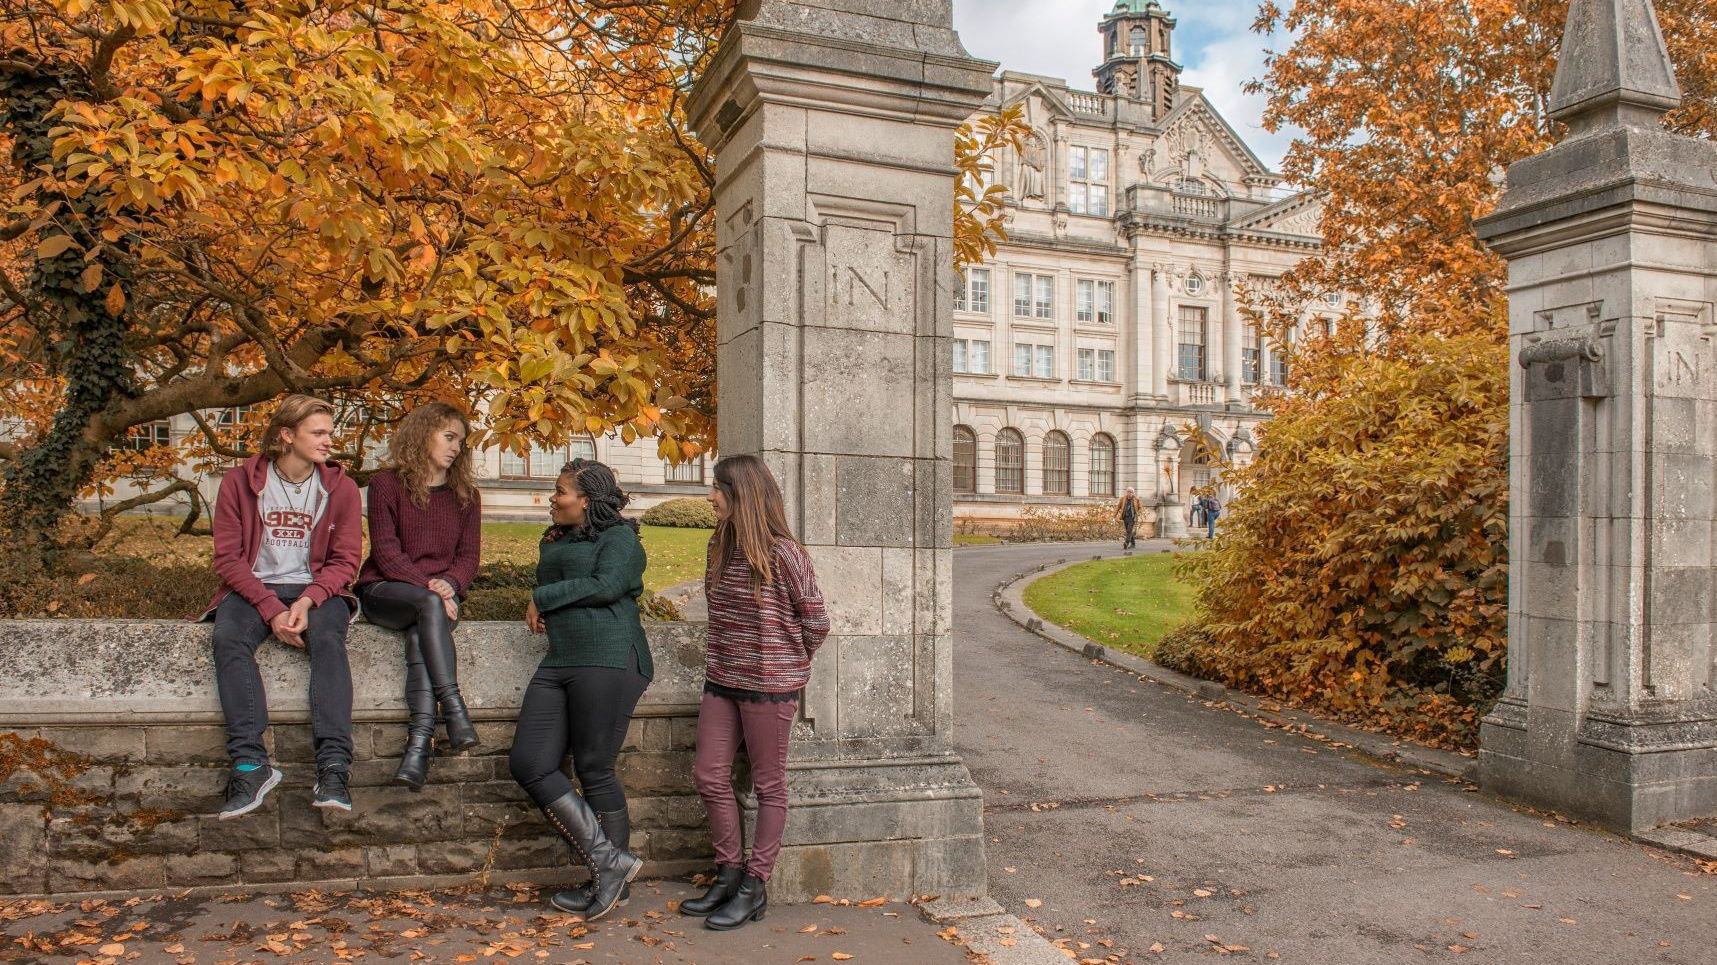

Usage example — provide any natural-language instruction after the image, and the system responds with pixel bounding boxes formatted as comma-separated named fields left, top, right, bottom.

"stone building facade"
left=951, top=0, right=1325, bottom=526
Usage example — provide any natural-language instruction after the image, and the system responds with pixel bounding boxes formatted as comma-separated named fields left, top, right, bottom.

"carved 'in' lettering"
left=833, top=266, right=890, bottom=310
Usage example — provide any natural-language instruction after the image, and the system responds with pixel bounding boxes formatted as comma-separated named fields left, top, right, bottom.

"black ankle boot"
left=704, top=874, right=767, bottom=930
left=550, top=808, right=632, bottom=914
left=539, top=793, right=641, bottom=922
left=392, top=731, right=434, bottom=790
left=678, top=864, right=743, bottom=917
left=440, top=692, right=480, bottom=751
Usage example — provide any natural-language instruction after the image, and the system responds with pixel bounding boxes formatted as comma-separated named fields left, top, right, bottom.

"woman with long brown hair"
left=356, top=402, right=483, bottom=789
left=679, top=454, right=829, bottom=930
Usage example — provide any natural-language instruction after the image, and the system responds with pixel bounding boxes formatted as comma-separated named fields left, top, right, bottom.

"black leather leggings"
left=358, top=581, right=461, bottom=737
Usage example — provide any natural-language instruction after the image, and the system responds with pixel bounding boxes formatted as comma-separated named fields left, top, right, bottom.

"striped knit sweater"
left=703, top=537, right=830, bottom=694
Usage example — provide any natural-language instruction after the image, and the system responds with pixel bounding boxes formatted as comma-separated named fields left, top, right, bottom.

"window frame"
left=1042, top=430, right=1071, bottom=496
left=1089, top=433, right=1117, bottom=497
left=953, top=425, right=977, bottom=494
left=1177, top=305, right=1209, bottom=382
left=1068, top=146, right=1110, bottom=217
left=994, top=428, right=1025, bottom=494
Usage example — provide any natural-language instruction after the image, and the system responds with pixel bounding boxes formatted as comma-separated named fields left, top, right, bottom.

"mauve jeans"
left=692, top=692, right=797, bottom=880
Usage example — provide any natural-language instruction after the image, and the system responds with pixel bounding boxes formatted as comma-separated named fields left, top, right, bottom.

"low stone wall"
left=0, top=620, right=711, bottom=897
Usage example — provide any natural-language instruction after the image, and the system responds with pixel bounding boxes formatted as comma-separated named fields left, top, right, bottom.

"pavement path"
left=954, top=541, right=1717, bottom=965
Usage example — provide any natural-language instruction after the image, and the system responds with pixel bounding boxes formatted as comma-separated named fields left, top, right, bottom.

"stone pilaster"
left=1474, top=0, right=1717, bottom=832
left=686, top=0, right=994, bottom=898
left=1151, top=266, right=1172, bottom=398
left=1221, top=270, right=1243, bottom=405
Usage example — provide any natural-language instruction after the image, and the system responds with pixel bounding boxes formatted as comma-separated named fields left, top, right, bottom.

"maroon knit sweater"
left=356, top=469, right=482, bottom=597
left=704, top=537, right=830, bottom=693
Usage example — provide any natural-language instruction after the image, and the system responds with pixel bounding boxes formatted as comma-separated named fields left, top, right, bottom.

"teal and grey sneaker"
left=219, top=765, right=283, bottom=820
left=312, top=768, right=352, bottom=811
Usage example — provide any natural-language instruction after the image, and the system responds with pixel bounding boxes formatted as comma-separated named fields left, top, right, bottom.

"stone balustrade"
left=0, top=620, right=712, bottom=897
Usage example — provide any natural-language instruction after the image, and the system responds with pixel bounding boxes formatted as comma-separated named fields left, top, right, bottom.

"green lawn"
left=483, top=522, right=710, bottom=592
left=1022, top=552, right=1196, bottom=660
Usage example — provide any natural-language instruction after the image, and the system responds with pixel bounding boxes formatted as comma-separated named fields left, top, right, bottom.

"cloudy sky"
left=949, top=0, right=1297, bottom=172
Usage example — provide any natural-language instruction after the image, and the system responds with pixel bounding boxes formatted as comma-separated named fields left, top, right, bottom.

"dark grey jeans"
left=211, top=585, right=353, bottom=771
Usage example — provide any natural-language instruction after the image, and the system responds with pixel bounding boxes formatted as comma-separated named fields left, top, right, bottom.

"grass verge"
left=1021, top=552, right=1195, bottom=661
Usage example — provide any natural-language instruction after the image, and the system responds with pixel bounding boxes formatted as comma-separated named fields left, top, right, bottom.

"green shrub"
left=640, top=497, right=717, bottom=529
left=462, top=560, right=681, bottom=622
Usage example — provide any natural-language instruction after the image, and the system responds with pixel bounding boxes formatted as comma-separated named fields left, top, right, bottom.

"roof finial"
left=1548, top=0, right=1681, bottom=136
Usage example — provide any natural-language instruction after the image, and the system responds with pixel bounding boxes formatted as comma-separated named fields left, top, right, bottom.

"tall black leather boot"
left=677, top=864, right=743, bottom=918
left=417, top=612, right=479, bottom=751
left=549, top=808, right=632, bottom=913
left=539, top=792, right=641, bottom=922
left=704, top=874, right=767, bottom=930
left=394, top=633, right=436, bottom=790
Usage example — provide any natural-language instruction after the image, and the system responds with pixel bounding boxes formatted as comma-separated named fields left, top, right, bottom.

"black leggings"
left=508, top=654, right=649, bottom=813
left=358, top=581, right=459, bottom=735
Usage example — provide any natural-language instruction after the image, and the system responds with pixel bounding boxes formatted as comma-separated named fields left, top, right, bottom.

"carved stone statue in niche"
left=1019, top=134, right=1047, bottom=202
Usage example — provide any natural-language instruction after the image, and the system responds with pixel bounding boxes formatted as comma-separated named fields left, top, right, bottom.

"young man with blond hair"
left=201, top=394, right=363, bottom=817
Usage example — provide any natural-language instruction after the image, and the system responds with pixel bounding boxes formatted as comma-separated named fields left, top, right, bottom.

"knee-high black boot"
left=394, top=632, right=436, bottom=790
left=539, top=792, right=641, bottom=922
left=417, top=607, right=478, bottom=750
left=549, top=808, right=632, bottom=913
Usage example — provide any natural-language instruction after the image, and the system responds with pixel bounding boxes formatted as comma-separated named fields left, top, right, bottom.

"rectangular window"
left=953, top=339, right=968, bottom=373
left=1177, top=305, right=1208, bottom=381
left=1270, top=350, right=1289, bottom=387
left=957, top=268, right=990, bottom=313
left=121, top=420, right=172, bottom=451
left=1242, top=324, right=1262, bottom=384
left=1013, top=273, right=1053, bottom=318
left=664, top=458, right=705, bottom=484
left=969, top=339, right=991, bottom=374
left=1014, top=343, right=1053, bottom=378
left=500, top=449, right=530, bottom=478
left=1097, top=349, right=1116, bottom=382
left=1076, top=279, right=1116, bottom=324
left=1069, top=147, right=1110, bottom=217
left=1077, top=348, right=1096, bottom=381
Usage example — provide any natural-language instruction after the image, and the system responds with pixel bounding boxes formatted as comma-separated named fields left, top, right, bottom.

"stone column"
left=1474, top=0, right=1717, bottom=832
left=686, top=0, right=994, bottom=898
left=1221, top=270, right=1243, bottom=405
left=1130, top=257, right=1152, bottom=402
left=1151, top=266, right=1172, bottom=397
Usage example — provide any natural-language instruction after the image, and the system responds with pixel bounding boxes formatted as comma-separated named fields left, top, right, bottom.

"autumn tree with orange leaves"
left=1163, top=0, right=1717, bottom=746
left=0, top=0, right=745, bottom=557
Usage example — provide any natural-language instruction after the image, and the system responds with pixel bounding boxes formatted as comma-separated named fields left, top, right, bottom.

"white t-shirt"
left=252, top=465, right=326, bottom=586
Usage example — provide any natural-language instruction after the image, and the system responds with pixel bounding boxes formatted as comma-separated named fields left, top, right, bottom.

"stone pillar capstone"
left=686, top=0, right=995, bottom=899
left=1474, top=0, right=1717, bottom=832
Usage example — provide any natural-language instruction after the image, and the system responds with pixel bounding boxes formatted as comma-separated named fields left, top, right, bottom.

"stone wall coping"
left=0, top=620, right=709, bottom=725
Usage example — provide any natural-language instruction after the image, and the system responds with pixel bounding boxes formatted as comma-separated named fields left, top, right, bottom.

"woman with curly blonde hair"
left=357, top=402, right=483, bottom=788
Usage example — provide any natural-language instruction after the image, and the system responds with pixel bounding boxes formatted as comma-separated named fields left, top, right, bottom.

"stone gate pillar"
left=1474, top=0, right=1717, bottom=832
left=686, top=1, right=995, bottom=897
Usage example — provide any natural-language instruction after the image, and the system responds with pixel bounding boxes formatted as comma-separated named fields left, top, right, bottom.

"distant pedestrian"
left=203, top=394, right=362, bottom=819
left=1200, top=495, right=1222, bottom=539
left=510, top=458, right=649, bottom=922
left=1114, top=487, right=1143, bottom=549
left=681, top=454, right=829, bottom=931
left=356, top=402, right=483, bottom=792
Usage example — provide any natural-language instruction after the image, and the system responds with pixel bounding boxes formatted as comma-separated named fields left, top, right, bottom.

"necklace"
left=273, top=460, right=314, bottom=497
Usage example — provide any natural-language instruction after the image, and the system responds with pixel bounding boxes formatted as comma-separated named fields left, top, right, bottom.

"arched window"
left=995, top=429, right=1025, bottom=494
left=1089, top=433, right=1116, bottom=497
left=953, top=425, right=977, bottom=494
left=1043, top=431, right=1071, bottom=496
left=1128, top=25, right=1147, bottom=56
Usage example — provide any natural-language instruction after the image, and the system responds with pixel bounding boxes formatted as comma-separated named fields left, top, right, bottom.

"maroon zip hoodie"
left=200, top=454, right=362, bottom=623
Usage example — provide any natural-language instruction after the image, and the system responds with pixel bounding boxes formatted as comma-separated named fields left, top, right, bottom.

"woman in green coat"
left=509, top=458, right=651, bottom=921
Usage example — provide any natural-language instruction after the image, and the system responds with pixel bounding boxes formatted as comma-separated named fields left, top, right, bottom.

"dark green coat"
left=533, top=524, right=652, bottom=678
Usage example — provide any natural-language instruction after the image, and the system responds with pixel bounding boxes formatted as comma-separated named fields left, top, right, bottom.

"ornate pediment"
left=1231, top=190, right=1323, bottom=239
left=1143, top=94, right=1275, bottom=187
